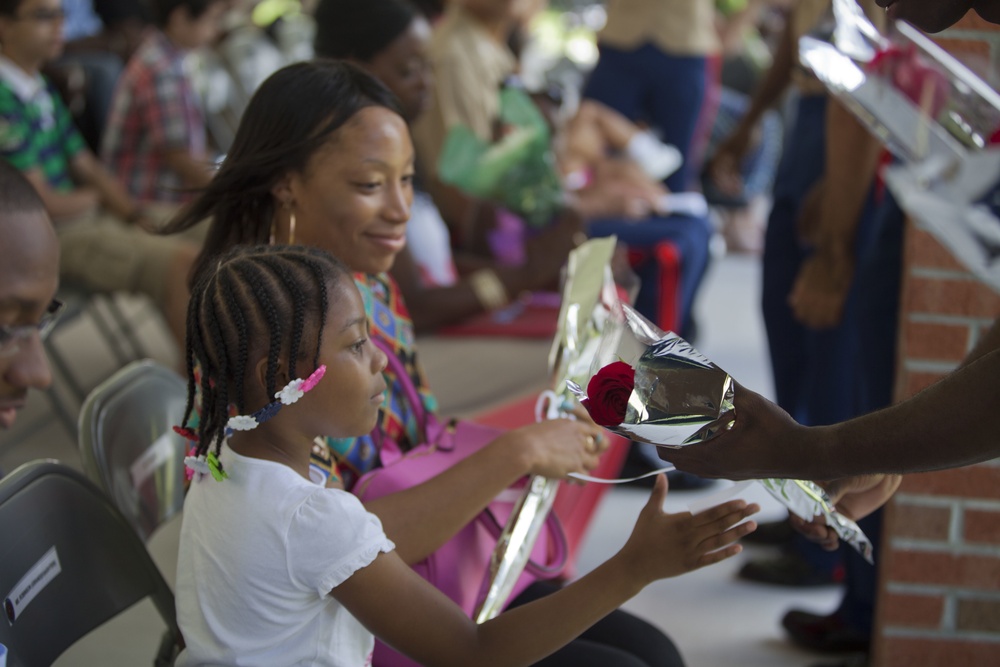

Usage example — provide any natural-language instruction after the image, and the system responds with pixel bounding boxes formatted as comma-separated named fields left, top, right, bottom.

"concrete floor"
left=1, top=252, right=848, bottom=667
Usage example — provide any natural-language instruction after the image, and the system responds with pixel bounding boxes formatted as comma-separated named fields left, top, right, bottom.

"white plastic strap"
left=535, top=389, right=570, bottom=422
left=568, top=465, right=675, bottom=484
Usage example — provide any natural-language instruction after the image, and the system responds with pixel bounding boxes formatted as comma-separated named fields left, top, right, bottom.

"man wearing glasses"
left=0, top=160, right=60, bottom=431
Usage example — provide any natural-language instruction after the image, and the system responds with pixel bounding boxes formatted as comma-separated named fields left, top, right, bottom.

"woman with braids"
left=166, top=60, right=691, bottom=667
left=174, top=243, right=759, bottom=666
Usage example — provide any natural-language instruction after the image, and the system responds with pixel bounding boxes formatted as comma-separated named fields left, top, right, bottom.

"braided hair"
left=177, top=244, right=351, bottom=464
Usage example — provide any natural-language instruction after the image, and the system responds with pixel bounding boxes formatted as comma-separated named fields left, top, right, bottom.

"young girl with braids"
left=174, top=243, right=759, bottom=666
left=166, top=60, right=692, bottom=666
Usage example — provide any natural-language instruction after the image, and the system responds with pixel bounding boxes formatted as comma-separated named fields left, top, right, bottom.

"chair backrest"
left=0, top=461, right=180, bottom=667
left=78, top=360, right=189, bottom=543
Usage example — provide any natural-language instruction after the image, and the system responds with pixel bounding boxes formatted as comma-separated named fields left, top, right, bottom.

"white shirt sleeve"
left=285, top=487, right=395, bottom=597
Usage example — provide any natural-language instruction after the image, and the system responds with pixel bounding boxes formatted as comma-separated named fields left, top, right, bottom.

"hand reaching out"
left=620, top=475, right=760, bottom=582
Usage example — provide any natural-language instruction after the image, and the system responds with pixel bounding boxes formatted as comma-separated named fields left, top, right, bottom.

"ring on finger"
left=585, top=435, right=596, bottom=453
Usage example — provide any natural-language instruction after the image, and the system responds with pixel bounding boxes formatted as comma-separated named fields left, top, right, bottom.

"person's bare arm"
left=664, top=319, right=1000, bottom=480
left=69, top=149, right=141, bottom=221
left=788, top=98, right=882, bottom=329
left=362, top=418, right=605, bottom=565
left=341, top=477, right=757, bottom=667
left=22, top=168, right=100, bottom=222
left=163, top=148, right=214, bottom=190
left=706, top=14, right=796, bottom=193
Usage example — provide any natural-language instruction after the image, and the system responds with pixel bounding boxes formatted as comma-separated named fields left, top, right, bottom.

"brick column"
left=872, top=15, right=1000, bottom=663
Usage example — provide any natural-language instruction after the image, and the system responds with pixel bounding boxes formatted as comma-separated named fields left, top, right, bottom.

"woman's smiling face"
left=280, top=106, right=415, bottom=275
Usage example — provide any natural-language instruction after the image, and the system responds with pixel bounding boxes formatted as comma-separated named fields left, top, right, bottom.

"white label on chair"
left=130, top=433, right=175, bottom=489
left=4, top=546, right=61, bottom=625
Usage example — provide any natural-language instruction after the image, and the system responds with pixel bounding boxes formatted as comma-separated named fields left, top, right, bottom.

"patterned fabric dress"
left=323, top=273, right=438, bottom=490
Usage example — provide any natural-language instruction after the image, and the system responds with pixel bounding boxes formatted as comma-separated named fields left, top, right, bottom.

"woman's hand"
left=504, top=417, right=609, bottom=479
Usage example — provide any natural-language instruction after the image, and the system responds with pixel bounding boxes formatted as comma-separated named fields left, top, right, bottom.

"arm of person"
left=390, top=246, right=532, bottom=333
left=69, top=149, right=142, bottom=221
left=362, top=417, right=605, bottom=565
left=391, top=208, right=582, bottom=332
left=788, top=98, right=883, bottom=329
left=664, top=318, right=1000, bottom=481
left=706, top=11, right=796, bottom=193
left=163, top=148, right=214, bottom=190
left=0, top=103, right=100, bottom=223
left=21, top=168, right=100, bottom=222
left=342, top=477, right=758, bottom=667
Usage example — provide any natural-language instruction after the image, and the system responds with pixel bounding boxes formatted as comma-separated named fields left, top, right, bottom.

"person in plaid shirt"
left=0, top=0, right=200, bottom=350
left=101, top=0, right=225, bottom=204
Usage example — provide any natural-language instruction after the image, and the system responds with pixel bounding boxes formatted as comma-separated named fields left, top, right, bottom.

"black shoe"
left=738, top=552, right=844, bottom=587
left=782, top=609, right=871, bottom=653
left=742, top=518, right=796, bottom=546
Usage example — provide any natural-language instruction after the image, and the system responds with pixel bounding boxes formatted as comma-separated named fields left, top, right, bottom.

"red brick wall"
left=873, top=71, right=1000, bottom=667
left=871, top=17, right=1000, bottom=665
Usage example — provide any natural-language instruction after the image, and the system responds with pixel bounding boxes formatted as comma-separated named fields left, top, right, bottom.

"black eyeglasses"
left=0, top=299, right=64, bottom=358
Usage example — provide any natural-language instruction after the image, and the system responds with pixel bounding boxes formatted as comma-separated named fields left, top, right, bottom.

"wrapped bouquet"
left=568, top=302, right=875, bottom=562
left=475, top=237, right=620, bottom=622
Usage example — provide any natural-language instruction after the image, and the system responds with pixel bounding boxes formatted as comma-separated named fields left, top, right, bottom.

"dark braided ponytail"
left=177, top=245, right=351, bottom=464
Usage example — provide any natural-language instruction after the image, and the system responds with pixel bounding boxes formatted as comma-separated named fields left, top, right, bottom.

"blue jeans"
left=764, top=96, right=862, bottom=426
left=836, top=191, right=904, bottom=635
left=589, top=213, right=713, bottom=338
left=584, top=43, right=708, bottom=193
left=767, top=95, right=904, bottom=601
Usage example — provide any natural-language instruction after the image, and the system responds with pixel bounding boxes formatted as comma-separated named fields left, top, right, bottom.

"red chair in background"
left=627, top=241, right=681, bottom=334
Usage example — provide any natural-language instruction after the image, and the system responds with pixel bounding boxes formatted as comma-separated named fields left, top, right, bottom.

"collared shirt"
left=598, top=0, right=721, bottom=57
left=0, top=55, right=85, bottom=191
left=412, top=4, right=516, bottom=175
left=101, top=29, right=206, bottom=203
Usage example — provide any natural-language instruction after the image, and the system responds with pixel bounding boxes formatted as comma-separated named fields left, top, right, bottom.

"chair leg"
left=99, top=294, right=150, bottom=361
left=41, top=339, right=86, bottom=437
left=88, top=295, right=138, bottom=365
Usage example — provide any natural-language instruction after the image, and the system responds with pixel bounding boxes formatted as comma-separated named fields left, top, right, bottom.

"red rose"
left=583, top=361, right=635, bottom=427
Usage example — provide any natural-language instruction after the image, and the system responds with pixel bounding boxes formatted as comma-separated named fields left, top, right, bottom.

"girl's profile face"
left=301, top=277, right=388, bottom=439
left=283, top=106, right=415, bottom=275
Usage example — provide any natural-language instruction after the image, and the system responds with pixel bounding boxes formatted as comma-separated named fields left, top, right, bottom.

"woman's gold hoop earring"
left=269, top=205, right=296, bottom=245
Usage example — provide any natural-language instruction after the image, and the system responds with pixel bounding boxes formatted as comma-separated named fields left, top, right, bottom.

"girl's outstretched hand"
left=620, top=475, right=760, bottom=583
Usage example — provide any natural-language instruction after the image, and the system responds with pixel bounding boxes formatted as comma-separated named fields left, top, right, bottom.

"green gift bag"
left=437, top=88, right=564, bottom=227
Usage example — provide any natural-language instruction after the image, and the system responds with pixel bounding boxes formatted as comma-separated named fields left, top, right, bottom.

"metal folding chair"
left=78, top=360, right=188, bottom=543
left=42, top=286, right=155, bottom=437
left=0, top=461, right=181, bottom=666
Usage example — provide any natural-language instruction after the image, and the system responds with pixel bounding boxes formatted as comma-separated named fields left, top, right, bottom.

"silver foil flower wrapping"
left=475, top=237, right=619, bottom=623
left=570, top=302, right=874, bottom=563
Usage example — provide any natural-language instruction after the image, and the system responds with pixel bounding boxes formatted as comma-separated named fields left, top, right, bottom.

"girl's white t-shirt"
left=176, top=443, right=395, bottom=667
